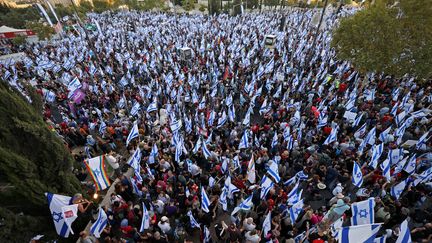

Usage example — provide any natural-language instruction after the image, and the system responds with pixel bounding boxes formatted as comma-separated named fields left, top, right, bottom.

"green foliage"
left=332, top=0, right=432, bottom=79
left=182, top=0, right=196, bottom=11
left=11, top=36, right=26, bottom=46
left=0, top=81, right=81, bottom=202
left=25, top=22, right=55, bottom=41
left=199, top=4, right=207, bottom=12
left=209, top=0, right=221, bottom=14
left=0, top=3, right=40, bottom=29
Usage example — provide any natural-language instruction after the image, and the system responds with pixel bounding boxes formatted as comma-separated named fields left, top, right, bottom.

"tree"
left=0, top=82, right=82, bottom=241
left=332, top=0, right=432, bottom=79
left=25, top=22, right=55, bottom=40
left=11, top=36, right=26, bottom=46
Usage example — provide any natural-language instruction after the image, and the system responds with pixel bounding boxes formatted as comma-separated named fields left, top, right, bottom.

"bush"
left=11, top=36, right=26, bottom=46
left=199, top=4, right=207, bottom=12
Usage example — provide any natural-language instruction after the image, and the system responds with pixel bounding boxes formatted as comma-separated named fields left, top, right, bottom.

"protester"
left=1, top=6, right=431, bottom=243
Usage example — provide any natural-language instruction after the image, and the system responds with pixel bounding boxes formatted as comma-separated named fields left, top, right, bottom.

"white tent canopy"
left=0, top=25, right=27, bottom=34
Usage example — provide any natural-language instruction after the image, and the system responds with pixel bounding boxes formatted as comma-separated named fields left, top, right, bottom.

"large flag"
left=390, top=178, right=409, bottom=200
left=369, top=143, right=384, bottom=169
left=337, top=224, right=382, bottom=243
left=262, top=211, right=272, bottom=236
left=84, top=156, right=111, bottom=191
left=61, top=204, right=78, bottom=235
left=323, top=127, right=338, bottom=145
left=396, top=219, right=411, bottom=243
left=379, top=126, right=392, bottom=142
left=45, top=192, right=72, bottom=238
left=232, top=195, right=253, bottom=215
left=351, top=198, right=375, bottom=226
left=289, top=199, right=304, bottom=224
left=90, top=207, right=108, bottom=238
left=260, top=175, right=274, bottom=199
left=126, top=121, right=139, bottom=146
left=187, top=211, right=201, bottom=228
left=201, top=187, right=210, bottom=213
left=140, top=203, right=150, bottom=232
left=247, top=155, right=256, bottom=183
left=352, top=161, right=363, bottom=188
left=268, top=161, right=281, bottom=183
left=239, top=130, right=250, bottom=149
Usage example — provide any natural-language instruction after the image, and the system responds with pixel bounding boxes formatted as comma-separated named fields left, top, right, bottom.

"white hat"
left=161, top=216, right=169, bottom=222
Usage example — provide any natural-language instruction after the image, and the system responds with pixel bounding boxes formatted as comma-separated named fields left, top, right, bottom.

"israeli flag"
left=238, top=130, right=250, bottom=149
left=287, top=182, right=300, bottom=205
left=262, top=211, right=272, bottom=236
left=354, top=123, right=367, bottom=139
left=284, top=176, right=297, bottom=187
left=231, top=194, right=253, bottom=216
left=198, top=97, right=206, bottom=110
left=45, top=192, right=72, bottom=238
left=403, top=155, right=416, bottom=175
left=259, top=98, right=270, bottom=115
left=130, top=177, right=142, bottom=197
left=201, top=187, right=210, bottom=213
left=351, top=197, right=375, bottom=226
left=413, top=167, right=432, bottom=186
left=67, top=77, right=81, bottom=92
left=260, top=175, right=274, bottom=199
left=126, top=122, right=139, bottom=146
left=90, top=207, right=108, bottom=238
left=338, top=224, right=382, bottom=243
left=217, top=111, right=227, bottom=128
left=146, top=101, right=157, bottom=113
left=365, top=127, right=377, bottom=146
left=242, top=108, right=251, bottom=126
left=283, top=126, right=291, bottom=141
left=187, top=211, right=201, bottom=228
left=271, top=132, right=278, bottom=148
left=228, top=105, right=236, bottom=122
left=289, top=199, right=304, bottom=224
left=323, top=127, right=338, bottom=145
left=193, top=137, right=202, bottom=154
left=130, top=102, right=141, bottom=116
left=225, top=94, right=233, bottom=107
left=352, top=161, right=364, bottom=188
left=208, top=110, right=216, bottom=127
left=380, top=159, right=391, bottom=181
left=286, top=135, right=294, bottom=150
left=296, top=170, right=309, bottom=181
left=268, top=161, right=281, bottom=183
left=99, top=120, right=107, bottom=135
left=201, top=140, right=212, bottom=159
left=317, top=113, right=328, bottom=128
left=374, top=235, right=387, bottom=243
left=388, top=148, right=402, bottom=165
left=204, top=225, right=211, bottom=243
left=140, top=203, right=150, bottom=232
left=369, top=143, right=384, bottom=169
left=392, top=88, right=400, bottom=101
left=219, top=188, right=228, bottom=211
left=416, top=132, right=429, bottom=150
left=396, top=219, right=411, bottom=243
left=170, top=117, right=182, bottom=133
left=395, top=111, right=407, bottom=127
left=390, top=178, right=408, bottom=200
left=379, top=126, right=392, bottom=142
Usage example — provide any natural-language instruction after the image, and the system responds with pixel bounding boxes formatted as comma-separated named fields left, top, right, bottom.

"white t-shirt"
left=158, top=222, right=171, bottom=234
left=106, top=155, right=119, bottom=169
left=154, top=199, right=165, bottom=214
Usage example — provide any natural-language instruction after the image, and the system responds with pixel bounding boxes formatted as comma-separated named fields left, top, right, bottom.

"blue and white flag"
left=262, top=211, right=272, bottom=236
left=390, top=178, right=409, bottom=200
left=130, top=102, right=141, bottom=116
left=289, top=199, right=304, bottom=224
left=396, top=219, right=411, bottom=243
left=403, top=155, right=416, bottom=175
left=388, top=148, right=402, bottom=165
left=126, top=122, right=139, bottom=146
left=90, top=207, right=108, bottom=238
left=413, top=167, right=432, bottom=186
left=99, top=120, right=106, bottom=135
left=242, top=108, right=251, bottom=126
left=217, top=111, right=227, bottom=128
left=323, top=127, right=338, bottom=145
left=260, top=175, right=274, bottom=199
left=45, top=192, right=72, bottom=238
left=271, top=132, right=278, bottom=148
left=416, top=132, right=429, bottom=150
left=146, top=101, right=157, bottom=113
left=351, top=197, right=375, bottom=226
left=354, top=123, right=367, bottom=139
left=67, top=77, right=81, bottom=92
left=374, top=235, right=387, bottom=243
left=296, top=170, right=309, bottom=181
left=187, top=211, right=201, bottom=228
left=365, top=127, right=377, bottom=146
left=231, top=195, right=253, bottom=215
left=228, top=105, right=236, bottom=122
left=352, top=162, right=364, bottom=188
left=369, top=143, right=384, bottom=169
left=287, top=183, right=302, bottom=205
left=170, top=117, right=182, bottom=133
left=380, top=159, right=391, bottom=181
left=130, top=177, right=142, bottom=197
left=201, top=140, right=212, bottom=159
left=140, top=203, right=150, bottom=232
left=286, top=135, right=294, bottom=150
left=239, top=130, right=250, bottom=149
left=204, top=225, right=211, bottom=243
left=379, top=126, right=392, bottom=143
left=337, top=224, right=382, bottom=243
left=268, top=161, right=281, bottom=183
left=201, top=187, right=210, bottom=213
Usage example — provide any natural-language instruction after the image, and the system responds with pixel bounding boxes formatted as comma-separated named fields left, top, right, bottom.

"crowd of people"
left=2, top=6, right=432, bottom=243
